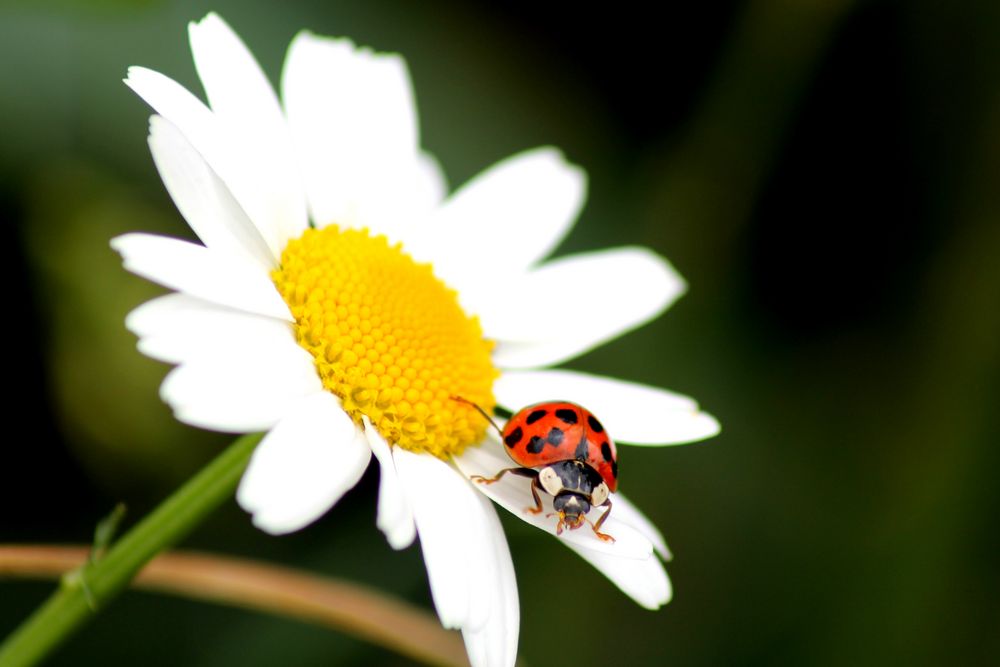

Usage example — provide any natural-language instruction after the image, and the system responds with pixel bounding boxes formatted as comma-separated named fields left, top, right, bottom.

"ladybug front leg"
left=587, top=499, right=616, bottom=543
left=471, top=468, right=545, bottom=517
left=526, top=477, right=545, bottom=515
left=470, top=466, right=538, bottom=485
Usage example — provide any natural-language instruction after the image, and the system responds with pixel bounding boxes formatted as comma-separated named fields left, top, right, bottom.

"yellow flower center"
left=273, top=226, right=497, bottom=458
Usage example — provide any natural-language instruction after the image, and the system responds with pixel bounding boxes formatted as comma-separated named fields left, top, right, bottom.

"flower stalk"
left=0, top=433, right=262, bottom=667
left=0, top=546, right=468, bottom=667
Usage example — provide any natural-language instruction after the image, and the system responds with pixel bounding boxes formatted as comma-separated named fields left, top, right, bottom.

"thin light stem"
left=0, top=546, right=468, bottom=667
left=0, top=433, right=262, bottom=667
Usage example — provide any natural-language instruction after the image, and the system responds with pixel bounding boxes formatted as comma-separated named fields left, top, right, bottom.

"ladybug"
left=456, top=398, right=618, bottom=543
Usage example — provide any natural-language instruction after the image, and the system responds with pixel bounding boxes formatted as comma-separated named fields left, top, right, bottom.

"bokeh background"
left=3, top=0, right=999, bottom=665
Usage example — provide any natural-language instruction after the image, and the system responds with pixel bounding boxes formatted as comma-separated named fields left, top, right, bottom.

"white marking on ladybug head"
left=538, top=466, right=563, bottom=496
left=590, top=481, right=609, bottom=507
left=559, top=495, right=588, bottom=528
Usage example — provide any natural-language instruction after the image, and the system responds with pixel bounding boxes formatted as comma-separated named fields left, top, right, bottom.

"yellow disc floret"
left=273, top=226, right=497, bottom=458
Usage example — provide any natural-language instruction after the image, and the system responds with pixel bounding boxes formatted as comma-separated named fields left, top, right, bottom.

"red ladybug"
left=457, top=398, right=618, bottom=543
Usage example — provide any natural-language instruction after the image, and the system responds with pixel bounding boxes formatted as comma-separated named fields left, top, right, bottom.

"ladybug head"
left=552, top=492, right=591, bottom=530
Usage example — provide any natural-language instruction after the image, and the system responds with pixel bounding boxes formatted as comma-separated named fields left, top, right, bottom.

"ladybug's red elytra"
left=456, top=398, right=618, bottom=543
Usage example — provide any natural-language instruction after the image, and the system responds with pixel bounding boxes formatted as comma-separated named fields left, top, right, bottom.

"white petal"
left=363, top=418, right=416, bottom=550
left=125, top=293, right=295, bottom=365
left=495, top=369, right=720, bottom=445
left=460, top=492, right=519, bottom=667
left=125, top=67, right=283, bottom=258
left=188, top=13, right=308, bottom=247
left=454, top=438, right=653, bottom=559
left=160, top=338, right=321, bottom=432
left=147, top=115, right=275, bottom=269
left=393, top=449, right=474, bottom=628
left=566, top=544, right=671, bottom=610
left=394, top=449, right=507, bottom=632
left=111, top=233, right=292, bottom=321
left=490, top=339, right=584, bottom=370
left=415, top=152, right=448, bottom=213
left=486, top=247, right=686, bottom=368
left=611, top=493, right=671, bottom=560
left=282, top=31, right=428, bottom=237
left=124, top=66, right=219, bottom=165
left=237, top=392, right=370, bottom=534
left=409, top=148, right=585, bottom=285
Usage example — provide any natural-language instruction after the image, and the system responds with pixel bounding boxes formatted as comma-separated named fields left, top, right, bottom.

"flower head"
left=114, top=13, right=718, bottom=666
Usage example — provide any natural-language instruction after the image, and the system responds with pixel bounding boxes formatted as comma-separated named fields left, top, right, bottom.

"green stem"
left=0, top=433, right=262, bottom=667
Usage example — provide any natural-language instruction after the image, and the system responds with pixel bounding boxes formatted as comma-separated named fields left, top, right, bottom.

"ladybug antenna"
left=450, top=395, right=503, bottom=439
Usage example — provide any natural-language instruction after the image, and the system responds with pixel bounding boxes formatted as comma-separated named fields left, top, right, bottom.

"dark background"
left=2, top=0, right=998, bottom=665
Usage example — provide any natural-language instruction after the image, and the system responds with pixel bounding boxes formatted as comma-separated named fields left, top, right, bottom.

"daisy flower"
left=113, top=13, right=719, bottom=666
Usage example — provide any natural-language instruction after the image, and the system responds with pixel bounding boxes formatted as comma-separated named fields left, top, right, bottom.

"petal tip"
left=674, top=410, right=721, bottom=444
left=190, top=11, right=226, bottom=34
left=122, top=65, right=144, bottom=86
left=109, top=232, right=138, bottom=255
left=249, top=513, right=297, bottom=536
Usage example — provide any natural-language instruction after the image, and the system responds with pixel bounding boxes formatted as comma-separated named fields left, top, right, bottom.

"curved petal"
left=566, top=544, right=672, bottom=610
left=393, top=448, right=475, bottom=629
left=416, top=148, right=583, bottom=262
left=364, top=418, right=416, bottom=550
left=188, top=13, right=308, bottom=247
left=486, top=247, right=685, bottom=368
left=415, top=152, right=448, bottom=214
left=495, top=369, right=720, bottom=445
left=160, top=338, right=321, bottom=432
left=282, top=30, right=428, bottom=238
left=461, top=491, right=520, bottom=667
left=124, top=67, right=290, bottom=257
left=407, top=148, right=585, bottom=290
left=111, top=233, right=292, bottom=321
left=453, top=438, right=653, bottom=559
left=125, top=293, right=295, bottom=365
left=124, top=66, right=219, bottom=167
left=611, top=493, right=671, bottom=560
left=237, top=392, right=370, bottom=534
left=394, top=449, right=514, bottom=635
left=147, top=115, right=275, bottom=269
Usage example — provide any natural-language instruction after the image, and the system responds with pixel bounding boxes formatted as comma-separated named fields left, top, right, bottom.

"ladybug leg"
left=587, top=499, right=616, bottom=543
left=526, top=478, right=544, bottom=515
left=471, top=468, right=546, bottom=518
left=470, top=466, right=537, bottom=485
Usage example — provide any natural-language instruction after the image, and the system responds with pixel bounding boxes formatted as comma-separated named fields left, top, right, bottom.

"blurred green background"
left=2, top=0, right=999, bottom=665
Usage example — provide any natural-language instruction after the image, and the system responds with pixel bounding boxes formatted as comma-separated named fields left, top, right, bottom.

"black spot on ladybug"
left=527, top=435, right=546, bottom=454
left=587, top=414, right=604, bottom=433
left=526, top=409, right=547, bottom=424
left=574, top=435, right=589, bottom=460
left=504, top=426, right=523, bottom=448
left=612, top=460, right=619, bottom=478
left=600, top=442, right=613, bottom=462
left=547, top=427, right=564, bottom=446
left=555, top=408, right=578, bottom=424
